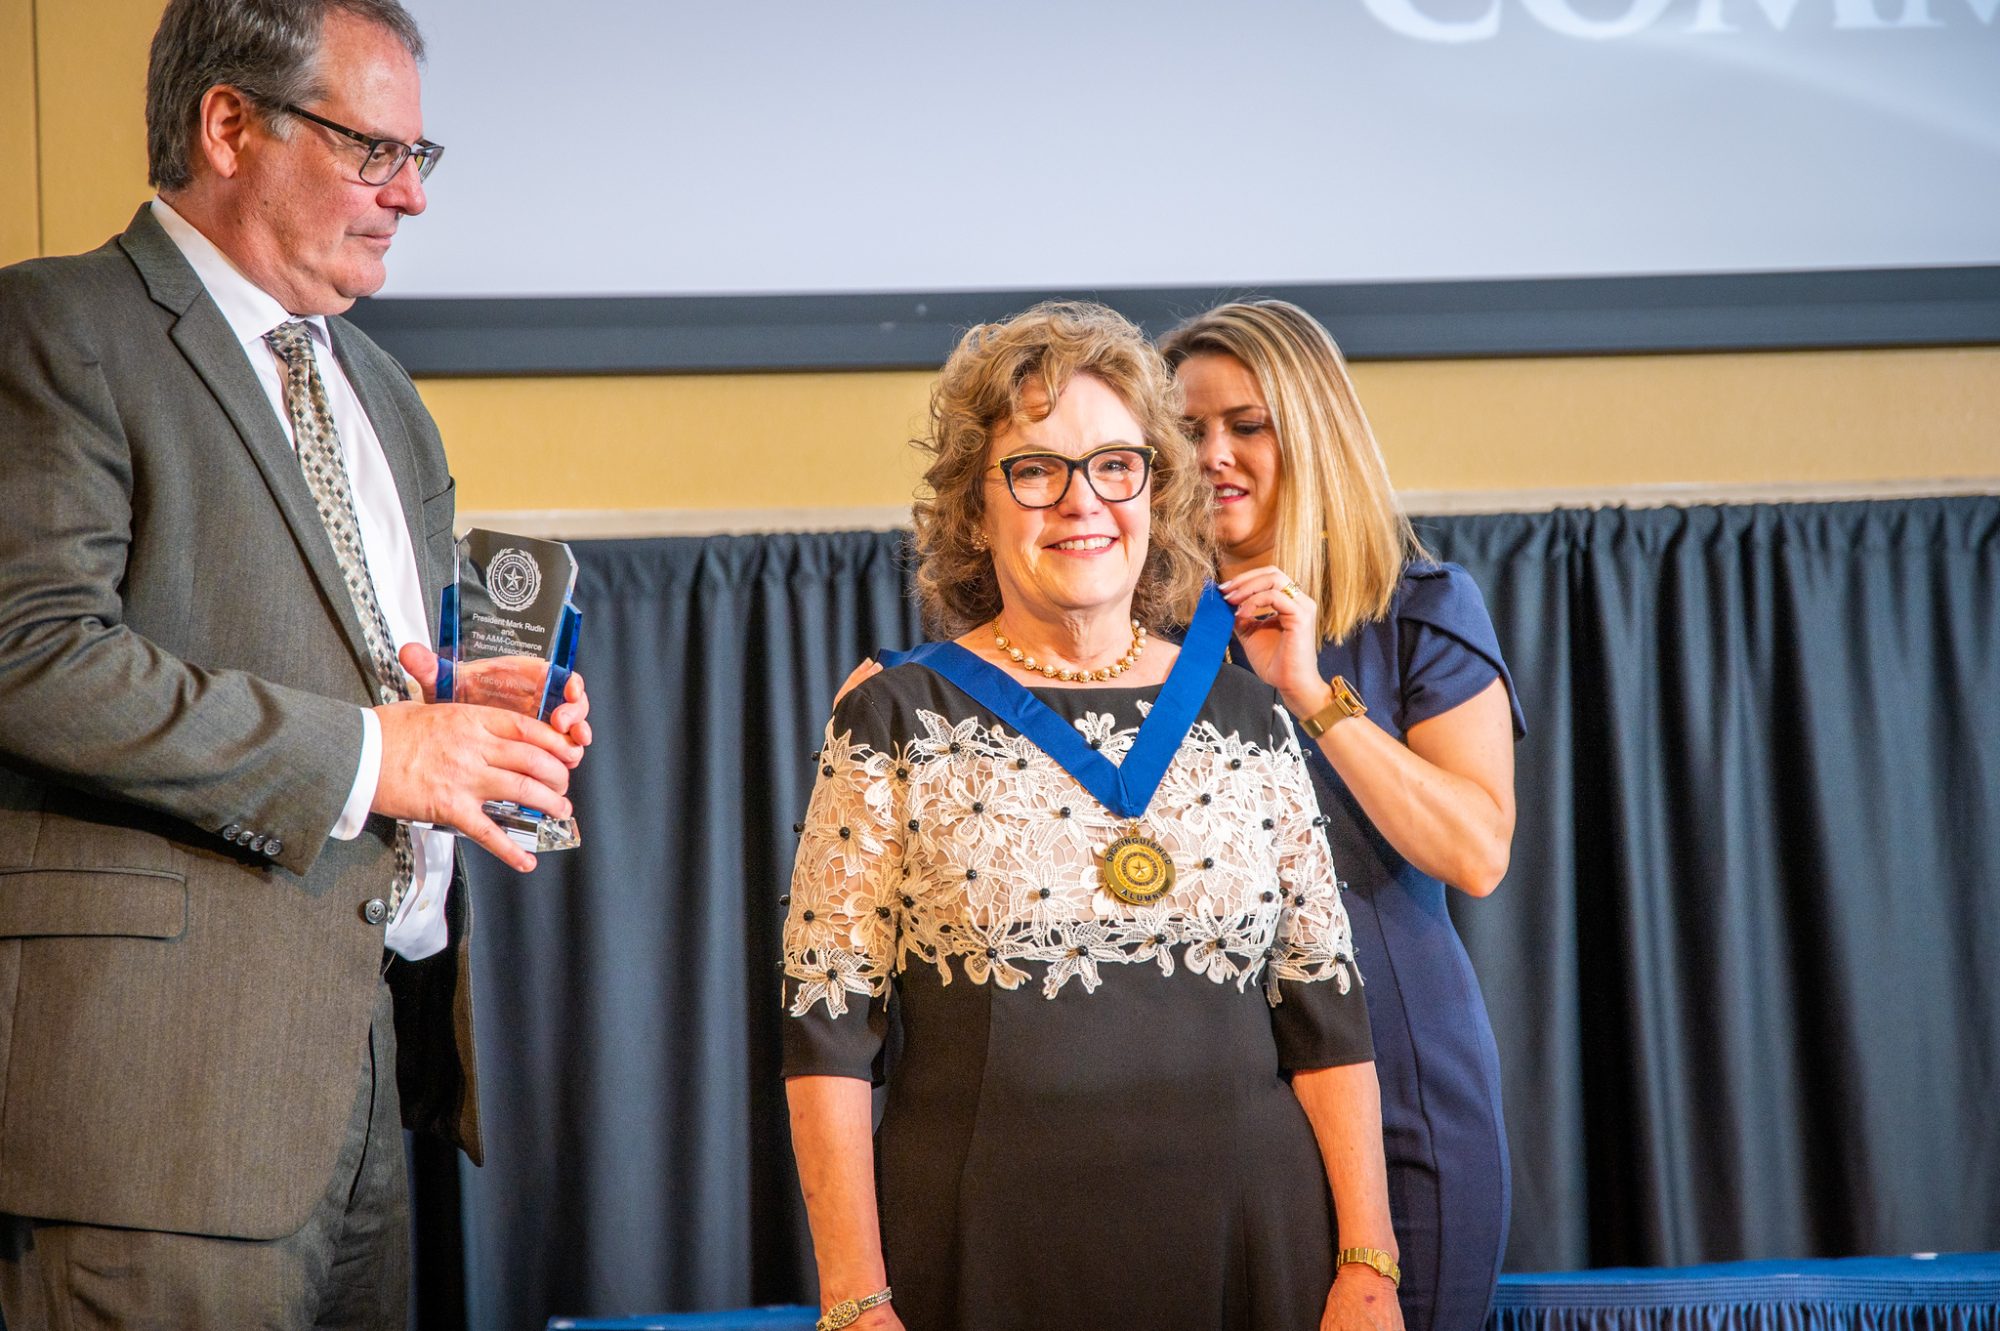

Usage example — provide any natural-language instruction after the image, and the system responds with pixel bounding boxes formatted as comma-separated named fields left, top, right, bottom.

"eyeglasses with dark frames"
left=280, top=102, right=444, bottom=185
left=988, top=444, right=1157, bottom=510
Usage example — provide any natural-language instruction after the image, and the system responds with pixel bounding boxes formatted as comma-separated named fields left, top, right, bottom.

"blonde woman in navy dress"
left=1162, top=301, right=1524, bottom=1331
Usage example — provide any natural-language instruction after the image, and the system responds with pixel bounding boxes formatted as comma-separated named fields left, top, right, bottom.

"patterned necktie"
left=265, top=320, right=415, bottom=914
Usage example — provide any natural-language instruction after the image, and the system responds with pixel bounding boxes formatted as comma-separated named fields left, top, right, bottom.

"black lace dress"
left=782, top=662, right=1374, bottom=1331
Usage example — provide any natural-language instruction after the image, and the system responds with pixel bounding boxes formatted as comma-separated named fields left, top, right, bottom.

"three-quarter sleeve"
left=1397, top=563, right=1527, bottom=738
left=781, top=686, right=906, bottom=1081
left=1265, top=706, right=1375, bottom=1071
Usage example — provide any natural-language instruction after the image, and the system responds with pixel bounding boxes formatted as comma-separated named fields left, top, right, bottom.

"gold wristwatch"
left=1299, top=675, right=1368, bottom=738
left=1337, top=1246, right=1402, bottom=1287
left=817, top=1286, right=893, bottom=1330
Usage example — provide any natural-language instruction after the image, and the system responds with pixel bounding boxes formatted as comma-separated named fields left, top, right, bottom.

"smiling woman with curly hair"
left=909, top=300, right=1213, bottom=638
left=781, top=302, right=1405, bottom=1331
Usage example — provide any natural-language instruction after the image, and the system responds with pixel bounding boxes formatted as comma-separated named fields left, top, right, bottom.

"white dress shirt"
left=152, top=198, right=453, bottom=960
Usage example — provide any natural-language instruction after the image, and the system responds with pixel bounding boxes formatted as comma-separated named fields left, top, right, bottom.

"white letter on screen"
left=1521, top=0, right=1674, bottom=37
left=1688, top=0, right=1958, bottom=28
left=1361, top=0, right=1502, bottom=42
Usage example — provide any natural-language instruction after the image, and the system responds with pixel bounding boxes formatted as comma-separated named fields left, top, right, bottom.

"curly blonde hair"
left=1160, top=299, right=1426, bottom=646
left=912, top=301, right=1213, bottom=639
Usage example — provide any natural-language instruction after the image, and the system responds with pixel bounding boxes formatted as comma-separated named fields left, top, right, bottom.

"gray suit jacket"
left=0, top=206, right=480, bottom=1240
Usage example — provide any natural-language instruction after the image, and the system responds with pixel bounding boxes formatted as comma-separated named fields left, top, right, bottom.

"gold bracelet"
left=817, top=1286, right=893, bottom=1330
left=1299, top=675, right=1367, bottom=738
left=1337, top=1246, right=1402, bottom=1288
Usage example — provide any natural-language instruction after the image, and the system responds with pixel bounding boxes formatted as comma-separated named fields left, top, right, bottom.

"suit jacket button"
left=248, top=835, right=266, bottom=852
left=222, top=823, right=243, bottom=840
left=264, top=838, right=283, bottom=858
left=362, top=899, right=389, bottom=926
left=236, top=829, right=257, bottom=845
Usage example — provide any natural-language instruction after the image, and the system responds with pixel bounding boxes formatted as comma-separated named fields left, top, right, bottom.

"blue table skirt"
left=552, top=1254, right=2000, bottom=1331
left=1493, top=1254, right=2000, bottom=1331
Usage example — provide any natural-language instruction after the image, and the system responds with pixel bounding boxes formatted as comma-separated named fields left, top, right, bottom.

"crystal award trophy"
left=436, top=529, right=583, bottom=852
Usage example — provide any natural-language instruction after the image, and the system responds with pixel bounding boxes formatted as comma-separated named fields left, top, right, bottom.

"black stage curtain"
left=444, top=533, right=919, bottom=1329
left=432, top=498, right=1999, bottom=1330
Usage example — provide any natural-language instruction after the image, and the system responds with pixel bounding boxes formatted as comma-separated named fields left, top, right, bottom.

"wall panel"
left=0, top=0, right=39, bottom=266
left=36, top=0, right=156, bottom=257
left=421, top=348, right=2000, bottom=516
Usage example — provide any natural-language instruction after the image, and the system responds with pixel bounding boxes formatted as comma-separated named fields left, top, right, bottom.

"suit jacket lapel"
left=118, top=207, right=380, bottom=691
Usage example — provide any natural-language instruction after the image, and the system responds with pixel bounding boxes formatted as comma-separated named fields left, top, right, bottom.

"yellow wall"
left=15, top=0, right=1998, bottom=517
left=33, top=0, right=159, bottom=257
left=0, top=0, right=39, bottom=267
left=418, top=348, right=2000, bottom=516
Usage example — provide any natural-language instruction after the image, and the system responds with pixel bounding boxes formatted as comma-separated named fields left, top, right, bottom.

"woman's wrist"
left=1282, top=677, right=1336, bottom=722
left=1335, top=1244, right=1403, bottom=1288
left=1296, top=676, right=1371, bottom=739
left=815, top=1284, right=894, bottom=1330
left=816, top=1263, right=890, bottom=1310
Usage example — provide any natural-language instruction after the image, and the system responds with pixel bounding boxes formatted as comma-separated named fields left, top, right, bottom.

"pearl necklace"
left=993, top=618, right=1147, bottom=683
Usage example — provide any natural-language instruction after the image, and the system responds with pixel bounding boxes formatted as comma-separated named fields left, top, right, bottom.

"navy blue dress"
left=1285, top=562, right=1524, bottom=1331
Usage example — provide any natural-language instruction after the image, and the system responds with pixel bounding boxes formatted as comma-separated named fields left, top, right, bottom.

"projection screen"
left=353, top=0, right=2000, bottom=370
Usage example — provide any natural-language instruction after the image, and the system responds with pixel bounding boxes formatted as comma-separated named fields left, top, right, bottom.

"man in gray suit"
left=0, top=0, right=589, bottom=1324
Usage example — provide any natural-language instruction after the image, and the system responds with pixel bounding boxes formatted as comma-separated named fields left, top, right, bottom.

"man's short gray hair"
left=146, top=0, right=425, bottom=191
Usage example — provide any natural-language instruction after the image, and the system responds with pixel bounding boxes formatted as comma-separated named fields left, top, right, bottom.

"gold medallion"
left=1102, top=830, right=1176, bottom=906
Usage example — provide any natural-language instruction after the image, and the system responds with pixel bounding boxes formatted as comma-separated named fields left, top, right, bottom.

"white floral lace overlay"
left=783, top=698, right=1358, bottom=1018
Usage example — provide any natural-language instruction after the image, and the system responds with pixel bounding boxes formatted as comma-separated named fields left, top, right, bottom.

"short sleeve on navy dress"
left=1395, top=563, right=1527, bottom=740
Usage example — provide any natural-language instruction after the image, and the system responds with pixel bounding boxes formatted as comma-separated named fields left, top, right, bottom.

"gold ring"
left=1280, top=583, right=1300, bottom=599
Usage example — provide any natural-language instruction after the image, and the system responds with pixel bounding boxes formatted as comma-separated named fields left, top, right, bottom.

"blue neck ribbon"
left=875, top=583, right=1233, bottom=821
